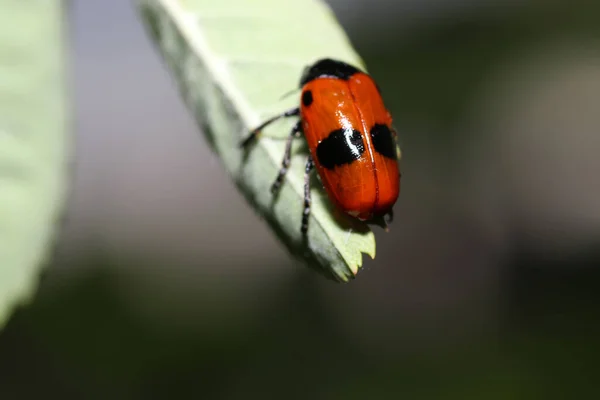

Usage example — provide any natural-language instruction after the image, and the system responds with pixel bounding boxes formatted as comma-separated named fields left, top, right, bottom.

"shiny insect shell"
left=241, top=58, right=401, bottom=234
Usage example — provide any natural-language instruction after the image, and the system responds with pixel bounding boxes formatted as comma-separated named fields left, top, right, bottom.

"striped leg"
left=239, top=107, right=300, bottom=148
left=271, top=121, right=302, bottom=194
left=301, top=155, right=314, bottom=235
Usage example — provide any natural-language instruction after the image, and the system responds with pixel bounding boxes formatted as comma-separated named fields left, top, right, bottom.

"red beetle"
left=241, top=58, right=400, bottom=234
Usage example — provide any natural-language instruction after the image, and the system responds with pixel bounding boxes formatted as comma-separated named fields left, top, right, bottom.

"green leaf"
left=136, top=0, right=377, bottom=281
left=0, top=1, right=69, bottom=328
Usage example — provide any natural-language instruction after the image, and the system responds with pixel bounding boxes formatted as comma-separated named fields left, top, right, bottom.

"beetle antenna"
left=279, top=88, right=299, bottom=101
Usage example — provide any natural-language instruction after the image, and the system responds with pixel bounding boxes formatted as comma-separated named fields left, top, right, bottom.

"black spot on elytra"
left=370, top=124, right=397, bottom=160
left=302, top=90, right=313, bottom=106
left=316, top=128, right=365, bottom=170
left=300, top=58, right=361, bottom=86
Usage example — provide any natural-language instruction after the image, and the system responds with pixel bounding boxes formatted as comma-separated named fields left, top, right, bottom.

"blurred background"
left=1, top=0, right=600, bottom=398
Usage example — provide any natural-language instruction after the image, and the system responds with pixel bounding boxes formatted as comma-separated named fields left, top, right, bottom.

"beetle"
left=240, top=58, right=400, bottom=234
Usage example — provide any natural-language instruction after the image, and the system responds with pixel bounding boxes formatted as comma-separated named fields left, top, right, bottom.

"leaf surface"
left=136, top=0, right=377, bottom=281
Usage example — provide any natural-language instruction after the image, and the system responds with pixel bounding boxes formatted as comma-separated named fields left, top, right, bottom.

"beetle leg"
left=301, top=155, right=314, bottom=235
left=271, top=121, right=302, bottom=194
left=239, top=107, right=300, bottom=148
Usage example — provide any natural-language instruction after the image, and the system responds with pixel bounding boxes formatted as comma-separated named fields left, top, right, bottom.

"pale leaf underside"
left=137, top=0, right=378, bottom=281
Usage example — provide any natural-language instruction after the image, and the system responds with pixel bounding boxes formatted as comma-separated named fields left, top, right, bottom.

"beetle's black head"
left=299, top=58, right=362, bottom=87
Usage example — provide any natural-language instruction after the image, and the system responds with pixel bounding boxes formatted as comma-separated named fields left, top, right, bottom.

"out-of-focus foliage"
left=0, top=1, right=68, bottom=329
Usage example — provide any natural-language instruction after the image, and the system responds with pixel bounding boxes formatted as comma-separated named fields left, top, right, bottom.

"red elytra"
left=241, top=58, right=400, bottom=234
